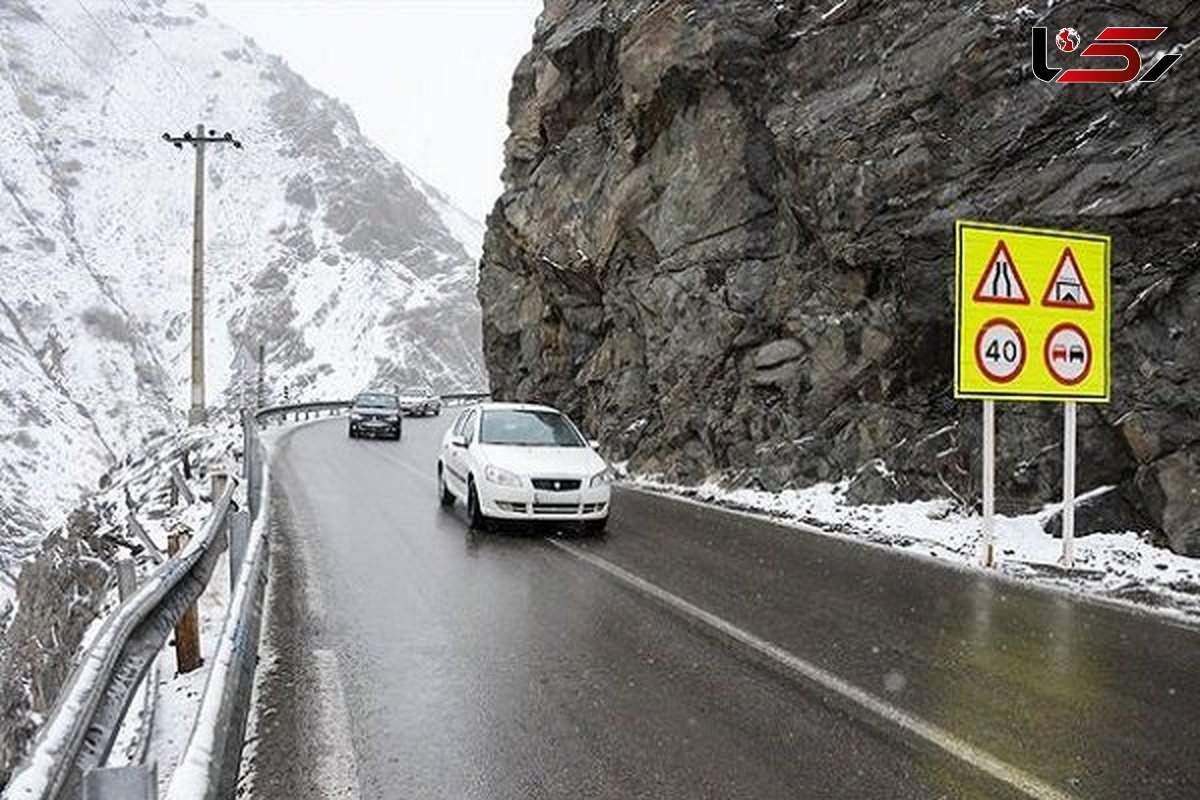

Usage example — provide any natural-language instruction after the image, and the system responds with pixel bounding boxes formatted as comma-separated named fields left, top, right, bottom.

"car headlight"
left=484, top=465, right=522, bottom=487
left=350, top=413, right=363, bottom=421
left=589, top=467, right=616, bottom=488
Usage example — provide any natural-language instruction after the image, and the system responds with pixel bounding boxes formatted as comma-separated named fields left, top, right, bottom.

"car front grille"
left=497, top=501, right=607, bottom=516
left=532, top=478, right=582, bottom=492
left=532, top=502, right=580, bottom=514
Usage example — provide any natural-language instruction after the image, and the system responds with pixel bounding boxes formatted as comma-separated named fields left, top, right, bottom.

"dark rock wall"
left=479, top=0, right=1200, bottom=553
left=0, top=511, right=113, bottom=784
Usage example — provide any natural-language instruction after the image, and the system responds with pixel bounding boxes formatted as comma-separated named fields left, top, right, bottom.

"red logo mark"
left=1032, top=26, right=1181, bottom=84
left=1056, top=28, right=1080, bottom=52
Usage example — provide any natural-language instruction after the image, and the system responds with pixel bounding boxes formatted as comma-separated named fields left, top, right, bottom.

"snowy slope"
left=0, top=0, right=486, bottom=577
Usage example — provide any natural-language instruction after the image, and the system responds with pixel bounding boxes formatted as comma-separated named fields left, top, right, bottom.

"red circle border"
left=1043, top=322, right=1092, bottom=386
left=974, top=317, right=1026, bottom=384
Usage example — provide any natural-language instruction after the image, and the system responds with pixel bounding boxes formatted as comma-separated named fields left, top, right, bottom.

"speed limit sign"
left=974, top=318, right=1025, bottom=383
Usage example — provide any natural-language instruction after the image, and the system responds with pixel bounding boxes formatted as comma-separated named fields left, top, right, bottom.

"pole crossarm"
left=161, top=129, right=244, bottom=149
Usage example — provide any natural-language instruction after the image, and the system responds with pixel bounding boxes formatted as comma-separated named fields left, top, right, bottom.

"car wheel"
left=438, top=466, right=455, bottom=508
left=467, top=478, right=491, bottom=531
left=584, top=517, right=608, bottom=536
left=348, top=427, right=356, bottom=439
left=433, top=407, right=441, bottom=417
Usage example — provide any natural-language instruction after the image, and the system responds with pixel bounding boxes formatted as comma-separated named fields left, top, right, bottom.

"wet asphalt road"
left=247, top=414, right=1200, bottom=800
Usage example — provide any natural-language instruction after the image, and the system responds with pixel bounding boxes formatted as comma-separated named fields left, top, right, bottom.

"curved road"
left=246, top=414, right=1200, bottom=799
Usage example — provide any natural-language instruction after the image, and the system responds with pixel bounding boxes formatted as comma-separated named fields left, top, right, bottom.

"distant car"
left=398, top=385, right=441, bottom=416
left=348, top=391, right=402, bottom=440
left=436, top=402, right=613, bottom=533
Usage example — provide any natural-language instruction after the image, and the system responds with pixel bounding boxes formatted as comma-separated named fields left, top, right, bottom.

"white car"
left=437, top=402, right=614, bottom=532
left=398, top=385, right=441, bottom=416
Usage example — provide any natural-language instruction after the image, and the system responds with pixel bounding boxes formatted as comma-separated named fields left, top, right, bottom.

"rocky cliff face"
left=479, top=0, right=1200, bottom=553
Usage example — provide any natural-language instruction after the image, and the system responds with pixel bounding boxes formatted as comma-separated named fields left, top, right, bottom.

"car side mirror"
left=450, top=435, right=467, bottom=448
left=588, top=439, right=601, bottom=450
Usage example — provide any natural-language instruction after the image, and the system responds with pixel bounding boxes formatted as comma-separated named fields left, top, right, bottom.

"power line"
left=74, top=0, right=186, bottom=125
left=73, top=0, right=126, bottom=61
left=31, top=10, right=157, bottom=129
left=116, top=0, right=199, bottom=99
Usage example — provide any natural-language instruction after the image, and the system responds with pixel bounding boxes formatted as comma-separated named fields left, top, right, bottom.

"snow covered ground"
left=146, top=549, right=232, bottom=794
left=633, top=477, right=1200, bottom=624
left=0, top=0, right=487, bottom=575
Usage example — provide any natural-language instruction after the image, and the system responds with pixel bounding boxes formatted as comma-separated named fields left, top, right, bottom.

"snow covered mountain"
left=0, top=0, right=486, bottom=576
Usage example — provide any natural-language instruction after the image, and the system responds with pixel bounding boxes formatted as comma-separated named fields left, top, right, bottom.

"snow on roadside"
left=632, top=476, right=1200, bottom=624
left=147, top=549, right=233, bottom=793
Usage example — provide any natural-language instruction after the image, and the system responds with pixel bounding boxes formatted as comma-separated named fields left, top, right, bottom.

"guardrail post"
left=115, top=557, right=137, bottom=601
left=168, top=533, right=204, bottom=674
left=171, top=466, right=195, bottom=506
left=211, top=471, right=229, bottom=503
left=83, top=764, right=157, bottom=800
left=229, top=509, right=250, bottom=586
left=127, top=513, right=165, bottom=564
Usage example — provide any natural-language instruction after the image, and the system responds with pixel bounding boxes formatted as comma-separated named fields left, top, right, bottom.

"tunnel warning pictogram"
left=972, top=240, right=1029, bottom=304
left=1041, top=247, right=1094, bottom=309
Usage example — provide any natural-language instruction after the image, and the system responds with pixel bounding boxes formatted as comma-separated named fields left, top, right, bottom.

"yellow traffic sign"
left=955, top=220, right=1110, bottom=402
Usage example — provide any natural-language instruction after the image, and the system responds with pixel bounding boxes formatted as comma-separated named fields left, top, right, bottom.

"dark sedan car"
left=348, top=392, right=402, bottom=440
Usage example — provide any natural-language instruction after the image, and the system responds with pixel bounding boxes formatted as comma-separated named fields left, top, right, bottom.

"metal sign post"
left=1061, top=401, right=1077, bottom=566
left=982, top=400, right=996, bottom=567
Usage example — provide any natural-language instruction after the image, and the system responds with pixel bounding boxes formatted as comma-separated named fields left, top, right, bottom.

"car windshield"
left=479, top=409, right=584, bottom=447
left=402, top=386, right=431, bottom=396
left=354, top=393, right=397, bottom=409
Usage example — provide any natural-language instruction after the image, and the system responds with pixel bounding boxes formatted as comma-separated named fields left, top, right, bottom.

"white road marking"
left=390, top=454, right=436, bottom=485
left=312, top=648, right=364, bottom=799
left=292, top=511, right=327, bottom=621
left=548, top=540, right=1076, bottom=800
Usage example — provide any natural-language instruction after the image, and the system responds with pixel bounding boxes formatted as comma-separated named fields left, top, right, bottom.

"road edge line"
left=312, top=648, right=364, bottom=800
left=548, top=539, right=1075, bottom=800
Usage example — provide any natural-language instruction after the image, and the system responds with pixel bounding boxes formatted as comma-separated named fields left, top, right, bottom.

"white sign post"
left=982, top=400, right=996, bottom=568
left=1061, top=401, right=1077, bottom=566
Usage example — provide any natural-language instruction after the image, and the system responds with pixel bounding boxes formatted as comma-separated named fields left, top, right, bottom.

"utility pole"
left=256, top=342, right=266, bottom=410
left=163, top=125, right=243, bottom=425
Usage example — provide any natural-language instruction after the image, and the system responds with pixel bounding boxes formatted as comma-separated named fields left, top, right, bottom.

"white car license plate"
left=534, top=491, right=581, bottom=504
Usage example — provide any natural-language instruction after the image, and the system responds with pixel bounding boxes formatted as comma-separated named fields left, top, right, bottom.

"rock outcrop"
left=479, top=0, right=1200, bottom=553
left=0, top=510, right=113, bottom=783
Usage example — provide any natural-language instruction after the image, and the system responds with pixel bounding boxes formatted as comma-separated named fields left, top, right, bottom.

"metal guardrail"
left=254, top=392, right=491, bottom=426
left=5, top=482, right=237, bottom=800
left=163, top=424, right=269, bottom=800
left=160, top=392, right=490, bottom=797
left=6, top=391, right=491, bottom=800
